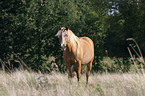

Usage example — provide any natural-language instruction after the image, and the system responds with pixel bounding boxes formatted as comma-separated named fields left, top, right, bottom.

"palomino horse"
left=55, top=26, right=94, bottom=87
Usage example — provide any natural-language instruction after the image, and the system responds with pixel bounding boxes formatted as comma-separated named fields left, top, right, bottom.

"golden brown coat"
left=56, top=26, right=94, bottom=87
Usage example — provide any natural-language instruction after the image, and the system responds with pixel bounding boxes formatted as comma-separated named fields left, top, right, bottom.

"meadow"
left=0, top=70, right=145, bottom=96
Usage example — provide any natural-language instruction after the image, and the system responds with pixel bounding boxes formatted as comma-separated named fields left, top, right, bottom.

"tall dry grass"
left=0, top=70, right=145, bottom=96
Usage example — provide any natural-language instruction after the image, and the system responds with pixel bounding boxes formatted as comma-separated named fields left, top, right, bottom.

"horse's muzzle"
left=61, top=44, right=66, bottom=51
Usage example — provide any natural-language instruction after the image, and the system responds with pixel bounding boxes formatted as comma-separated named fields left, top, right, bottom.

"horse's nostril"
left=63, top=46, right=66, bottom=50
left=61, top=44, right=66, bottom=51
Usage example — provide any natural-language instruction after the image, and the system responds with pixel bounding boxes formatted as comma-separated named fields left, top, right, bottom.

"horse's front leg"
left=67, top=66, right=73, bottom=78
left=66, top=65, right=73, bottom=84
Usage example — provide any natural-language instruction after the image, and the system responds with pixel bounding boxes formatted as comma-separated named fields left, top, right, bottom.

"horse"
left=55, top=26, right=94, bottom=87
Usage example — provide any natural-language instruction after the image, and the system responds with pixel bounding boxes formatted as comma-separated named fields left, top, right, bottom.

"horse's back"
left=80, top=37, right=94, bottom=47
left=79, top=37, right=94, bottom=64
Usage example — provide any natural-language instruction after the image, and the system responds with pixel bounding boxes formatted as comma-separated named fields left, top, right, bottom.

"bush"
left=97, top=57, right=145, bottom=73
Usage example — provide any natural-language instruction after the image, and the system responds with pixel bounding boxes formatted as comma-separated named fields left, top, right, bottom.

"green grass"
left=0, top=70, right=145, bottom=96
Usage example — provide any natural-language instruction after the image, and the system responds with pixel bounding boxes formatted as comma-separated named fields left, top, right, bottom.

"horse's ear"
left=66, top=26, right=68, bottom=30
left=58, top=26, right=61, bottom=30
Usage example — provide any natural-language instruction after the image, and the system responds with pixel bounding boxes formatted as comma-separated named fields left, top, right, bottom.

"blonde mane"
left=55, top=27, right=79, bottom=52
left=67, top=29, right=79, bottom=51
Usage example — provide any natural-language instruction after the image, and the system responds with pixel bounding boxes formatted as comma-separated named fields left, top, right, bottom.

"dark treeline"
left=0, top=0, right=145, bottom=72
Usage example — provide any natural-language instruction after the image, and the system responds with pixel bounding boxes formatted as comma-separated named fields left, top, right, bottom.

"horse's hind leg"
left=86, top=60, right=93, bottom=87
left=75, top=61, right=81, bottom=83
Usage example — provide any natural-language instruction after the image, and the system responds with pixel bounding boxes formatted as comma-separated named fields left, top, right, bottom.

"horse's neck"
left=67, top=31, right=79, bottom=52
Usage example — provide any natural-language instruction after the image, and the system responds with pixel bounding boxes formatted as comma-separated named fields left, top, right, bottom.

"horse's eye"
left=64, top=34, right=68, bottom=37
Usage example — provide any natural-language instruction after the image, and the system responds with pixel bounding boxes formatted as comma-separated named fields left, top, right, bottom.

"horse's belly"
left=80, top=37, right=94, bottom=64
left=81, top=51, right=94, bottom=64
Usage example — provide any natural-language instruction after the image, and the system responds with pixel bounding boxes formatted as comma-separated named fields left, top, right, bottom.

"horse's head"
left=55, top=26, right=69, bottom=51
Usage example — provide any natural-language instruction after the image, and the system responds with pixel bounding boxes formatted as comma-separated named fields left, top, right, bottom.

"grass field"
left=0, top=70, right=145, bottom=96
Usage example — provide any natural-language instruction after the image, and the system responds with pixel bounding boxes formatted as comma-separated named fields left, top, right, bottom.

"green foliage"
left=98, top=57, right=145, bottom=73
left=105, top=0, right=145, bottom=57
left=99, top=57, right=129, bottom=72
left=1, top=0, right=145, bottom=73
left=0, top=0, right=106, bottom=72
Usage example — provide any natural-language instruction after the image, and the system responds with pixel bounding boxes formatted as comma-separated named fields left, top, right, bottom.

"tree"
left=0, top=0, right=108, bottom=72
left=104, top=0, right=145, bottom=57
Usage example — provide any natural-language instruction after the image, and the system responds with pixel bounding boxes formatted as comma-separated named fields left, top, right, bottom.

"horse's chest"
left=63, top=51, right=77, bottom=64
